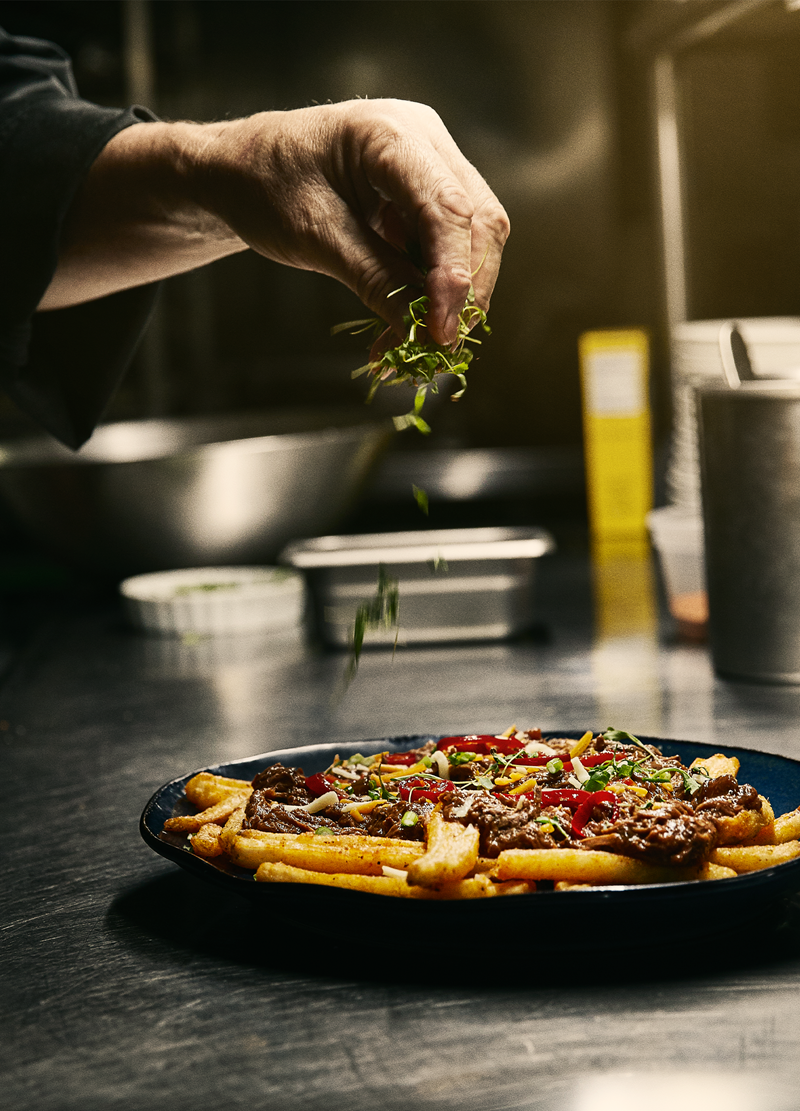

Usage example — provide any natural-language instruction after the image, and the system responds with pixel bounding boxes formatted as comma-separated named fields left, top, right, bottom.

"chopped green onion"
left=400, top=811, right=419, bottom=828
left=546, top=758, right=564, bottom=775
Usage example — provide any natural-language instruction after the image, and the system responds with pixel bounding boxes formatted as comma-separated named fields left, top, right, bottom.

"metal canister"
left=698, top=381, right=800, bottom=683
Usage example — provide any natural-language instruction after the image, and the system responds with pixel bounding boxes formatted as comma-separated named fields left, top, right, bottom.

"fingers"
left=352, top=101, right=509, bottom=344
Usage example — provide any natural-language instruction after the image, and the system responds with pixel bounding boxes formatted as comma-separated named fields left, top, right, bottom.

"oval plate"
left=140, top=733, right=800, bottom=943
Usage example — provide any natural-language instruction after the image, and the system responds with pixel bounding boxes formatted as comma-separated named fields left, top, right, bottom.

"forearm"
left=38, top=121, right=248, bottom=310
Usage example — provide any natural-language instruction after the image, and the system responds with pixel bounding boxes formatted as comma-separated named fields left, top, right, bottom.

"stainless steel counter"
left=4, top=550, right=800, bottom=1110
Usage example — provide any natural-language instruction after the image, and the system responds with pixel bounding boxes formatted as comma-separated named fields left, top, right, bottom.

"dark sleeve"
left=0, top=27, right=160, bottom=448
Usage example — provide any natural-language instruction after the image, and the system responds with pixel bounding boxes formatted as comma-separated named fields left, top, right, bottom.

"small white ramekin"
left=120, top=566, right=305, bottom=636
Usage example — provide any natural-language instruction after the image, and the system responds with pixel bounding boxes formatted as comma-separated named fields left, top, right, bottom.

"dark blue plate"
left=140, top=733, right=800, bottom=944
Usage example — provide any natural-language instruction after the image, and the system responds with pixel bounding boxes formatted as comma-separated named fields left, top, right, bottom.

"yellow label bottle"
left=579, top=328, right=653, bottom=544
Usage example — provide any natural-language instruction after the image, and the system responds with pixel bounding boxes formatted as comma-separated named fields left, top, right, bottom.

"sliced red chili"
left=571, top=790, right=618, bottom=838
left=382, top=752, right=421, bottom=766
left=304, top=772, right=338, bottom=797
left=437, top=731, right=542, bottom=757
left=437, top=735, right=500, bottom=755
left=396, top=776, right=451, bottom=803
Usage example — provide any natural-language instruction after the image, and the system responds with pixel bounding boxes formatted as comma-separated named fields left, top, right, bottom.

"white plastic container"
left=120, top=566, right=305, bottom=636
left=646, top=507, right=708, bottom=640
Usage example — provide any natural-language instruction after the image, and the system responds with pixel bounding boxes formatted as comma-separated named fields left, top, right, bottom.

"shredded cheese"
left=303, top=791, right=339, bottom=814
left=571, top=755, right=590, bottom=785
left=569, top=731, right=594, bottom=759
left=507, top=777, right=538, bottom=796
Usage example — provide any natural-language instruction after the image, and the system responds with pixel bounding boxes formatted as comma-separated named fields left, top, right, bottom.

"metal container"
left=698, top=381, right=800, bottom=682
left=281, top=526, right=555, bottom=646
left=0, top=409, right=392, bottom=577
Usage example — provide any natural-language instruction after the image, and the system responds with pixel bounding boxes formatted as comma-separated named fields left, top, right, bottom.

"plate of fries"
left=141, top=731, right=800, bottom=942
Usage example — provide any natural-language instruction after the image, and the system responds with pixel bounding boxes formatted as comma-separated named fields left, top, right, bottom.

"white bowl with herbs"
left=120, top=566, right=305, bottom=637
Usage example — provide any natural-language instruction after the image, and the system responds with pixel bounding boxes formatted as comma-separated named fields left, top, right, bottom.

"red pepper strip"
left=571, top=790, right=618, bottom=838
left=437, top=735, right=502, bottom=755
left=382, top=752, right=421, bottom=766
left=304, top=772, right=340, bottom=797
left=437, top=731, right=541, bottom=756
left=396, top=776, right=451, bottom=803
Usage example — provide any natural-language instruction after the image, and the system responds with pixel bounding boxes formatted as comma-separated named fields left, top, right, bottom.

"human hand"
left=193, top=99, right=510, bottom=346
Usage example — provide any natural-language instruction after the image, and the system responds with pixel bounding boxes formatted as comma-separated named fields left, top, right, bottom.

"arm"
left=40, top=100, right=510, bottom=347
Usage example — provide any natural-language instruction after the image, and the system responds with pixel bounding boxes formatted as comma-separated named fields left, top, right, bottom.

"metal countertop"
left=3, top=550, right=800, bottom=1111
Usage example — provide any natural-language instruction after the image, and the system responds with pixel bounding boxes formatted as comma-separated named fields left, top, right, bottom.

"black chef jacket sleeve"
left=0, top=27, right=160, bottom=449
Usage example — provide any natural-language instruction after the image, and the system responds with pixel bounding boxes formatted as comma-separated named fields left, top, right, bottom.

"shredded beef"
left=692, top=774, right=762, bottom=818
left=250, top=763, right=313, bottom=805
left=441, top=791, right=558, bottom=856
left=243, top=790, right=428, bottom=841
left=580, top=800, right=718, bottom=867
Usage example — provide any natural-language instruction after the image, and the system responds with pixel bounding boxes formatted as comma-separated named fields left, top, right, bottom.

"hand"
left=192, top=99, right=510, bottom=345
left=41, top=99, right=509, bottom=342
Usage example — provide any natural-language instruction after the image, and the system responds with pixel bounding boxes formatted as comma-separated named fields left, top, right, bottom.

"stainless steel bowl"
left=0, top=409, right=393, bottom=577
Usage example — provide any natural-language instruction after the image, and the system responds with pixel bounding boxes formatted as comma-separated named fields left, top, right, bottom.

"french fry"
left=552, top=862, right=736, bottom=888
left=689, top=753, right=740, bottom=779
left=184, top=772, right=252, bottom=809
left=753, top=805, right=800, bottom=845
left=255, top=860, right=497, bottom=899
left=710, top=840, right=800, bottom=873
left=697, top=861, right=738, bottom=880
left=219, top=805, right=247, bottom=856
left=164, top=789, right=250, bottom=833
left=227, top=829, right=425, bottom=873
left=188, top=822, right=225, bottom=858
left=496, top=848, right=703, bottom=886
left=493, top=880, right=537, bottom=896
left=405, top=809, right=479, bottom=888
left=714, top=795, right=774, bottom=846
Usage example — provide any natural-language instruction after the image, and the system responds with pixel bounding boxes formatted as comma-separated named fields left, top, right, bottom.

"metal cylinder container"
left=698, top=381, right=800, bottom=683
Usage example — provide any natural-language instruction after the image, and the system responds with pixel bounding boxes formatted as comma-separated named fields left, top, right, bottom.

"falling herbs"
left=334, top=282, right=490, bottom=688
left=331, top=283, right=490, bottom=435
left=344, top=564, right=400, bottom=686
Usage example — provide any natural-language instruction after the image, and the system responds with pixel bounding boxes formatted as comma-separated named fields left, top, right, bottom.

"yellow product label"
left=579, top=329, right=653, bottom=540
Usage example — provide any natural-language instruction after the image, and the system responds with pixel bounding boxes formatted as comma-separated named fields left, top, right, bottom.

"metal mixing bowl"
left=0, top=409, right=393, bottom=577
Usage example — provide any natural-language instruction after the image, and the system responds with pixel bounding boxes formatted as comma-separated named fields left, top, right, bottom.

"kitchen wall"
left=0, top=0, right=657, bottom=455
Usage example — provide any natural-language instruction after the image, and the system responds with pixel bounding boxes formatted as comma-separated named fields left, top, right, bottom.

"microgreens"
left=412, top=485, right=429, bottom=515
left=333, top=285, right=489, bottom=434
left=603, top=728, right=654, bottom=756
left=448, top=750, right=479, bottom=766
left=333, top=272, right=490, bottom=692
left=345, top=564, right=400, bottom=687
left=536, top=814, right=570, bottom=840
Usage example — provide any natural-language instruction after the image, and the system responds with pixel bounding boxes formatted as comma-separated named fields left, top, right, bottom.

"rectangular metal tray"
left=281, top=526, right=555, bottom=646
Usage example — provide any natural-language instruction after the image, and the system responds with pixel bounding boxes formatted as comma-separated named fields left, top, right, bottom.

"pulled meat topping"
left=692, top=774, right=762, bottom=818
left=250, top=764, right=313, bottom=806
left=580, top=801, right=718, bottom=867
left=441, top=792, right=558, bottom=855
left=242, top=766, right=429, bottom=842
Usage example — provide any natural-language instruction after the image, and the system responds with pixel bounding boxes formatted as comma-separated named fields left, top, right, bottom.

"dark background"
left=1, top=0, right=799, bottom=457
